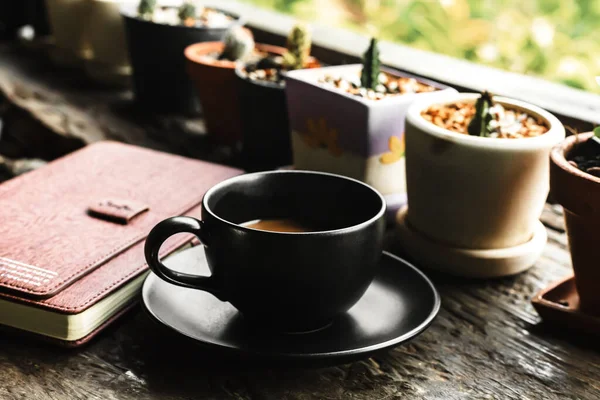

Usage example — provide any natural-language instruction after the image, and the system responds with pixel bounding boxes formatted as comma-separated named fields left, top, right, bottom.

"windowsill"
left=218, top=0, right=600, bottom=127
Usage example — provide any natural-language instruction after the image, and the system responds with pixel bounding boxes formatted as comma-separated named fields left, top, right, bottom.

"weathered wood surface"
left=1, top=205, right=597, bottom=400
left=0, top=42, right=599, bottom=400
left=0, top=42, right=241, bottom=167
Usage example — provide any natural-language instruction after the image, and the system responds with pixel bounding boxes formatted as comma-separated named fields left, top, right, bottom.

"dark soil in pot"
left=566, top=135, right=600, bottom=177
left=121, top=4, right=241, bottom=115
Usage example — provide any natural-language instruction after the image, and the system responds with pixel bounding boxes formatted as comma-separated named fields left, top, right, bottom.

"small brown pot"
left=550, top=132, right=600, bottom=314
left=185, top=42, right=285, bottom=147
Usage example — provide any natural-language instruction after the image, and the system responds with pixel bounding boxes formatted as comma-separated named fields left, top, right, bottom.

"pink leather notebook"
left=0, top=141, right=243, bottom=346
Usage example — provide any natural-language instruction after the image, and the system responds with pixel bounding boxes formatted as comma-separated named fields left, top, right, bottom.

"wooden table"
left=1, top=42, right=599, bottom=400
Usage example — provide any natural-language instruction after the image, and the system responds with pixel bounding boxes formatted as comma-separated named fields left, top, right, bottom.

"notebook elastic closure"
left=87, top=198, right=150, bottom=225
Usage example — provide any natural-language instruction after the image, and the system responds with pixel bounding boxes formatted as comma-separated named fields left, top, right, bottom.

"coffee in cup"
left=144, top=170, right=386, bottom=333
left=240, top=218, right=317, bottom=233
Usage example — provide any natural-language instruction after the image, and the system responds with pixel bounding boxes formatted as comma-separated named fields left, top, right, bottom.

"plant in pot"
left=234, top=22, right=320, bottom=172
left=121, top=0, right=242, bottom=114
left=284, top=37, right=456, bottom=222
left=185, top=25, right=266, bottom=148
left=394, top=90, right=565, bottom=278
left=83, top=0, right=137, bottom=87
left=548, top=129, right=600, bottom=314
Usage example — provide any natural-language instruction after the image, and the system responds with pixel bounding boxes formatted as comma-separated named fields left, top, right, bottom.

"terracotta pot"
left=184, top=42, right=281, bottom=147
left=550, top=132, right=600, bottom=314
left=121, top=4, right=241, bottom=115
left=46, top=0, right=93, bottom=67
left=284, top=64, right=456, bottom=222
left=233, top=45, right=295, bottom=172
left=83, top=0, right=134, bottom=87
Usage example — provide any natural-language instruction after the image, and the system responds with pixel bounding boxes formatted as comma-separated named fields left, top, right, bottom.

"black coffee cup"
left=144, top=170, right=386, bottom=333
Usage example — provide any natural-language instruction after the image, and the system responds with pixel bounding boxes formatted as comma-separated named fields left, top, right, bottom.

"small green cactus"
left=593, top=125, right=600, bottom=146
left=138, top=0, right=156, bottom=20
left=282, top=23, right=311, bottom=70
left=360, top=37, right=381, bottom=91
left=219, top=26, right=255, bottom=61
left=178, top=1, right=197, bottom=24
left=592, top=77, right=600, bottom=145
left=467, top=91, right=494, bottom=137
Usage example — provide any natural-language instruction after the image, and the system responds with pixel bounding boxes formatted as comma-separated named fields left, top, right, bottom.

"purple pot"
left=284, top=64, right=456, bottom=221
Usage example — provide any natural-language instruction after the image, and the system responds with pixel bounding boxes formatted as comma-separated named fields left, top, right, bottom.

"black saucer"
left=141, top=246, right=440, bottom=365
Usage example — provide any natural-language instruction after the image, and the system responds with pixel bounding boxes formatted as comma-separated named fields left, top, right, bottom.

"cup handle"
left=144, top=216, right=223, bottom=298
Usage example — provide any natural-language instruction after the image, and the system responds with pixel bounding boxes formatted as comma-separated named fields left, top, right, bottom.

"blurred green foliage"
left=242, top=0, right=600, bottom=92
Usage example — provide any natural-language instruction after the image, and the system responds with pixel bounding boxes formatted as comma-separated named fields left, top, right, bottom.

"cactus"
left=593, top=125, right=600, bottom=147
left=467, top=91, right=494, bottom=137
left=178, top=1, right=197, bottom=24
left=219, top=26, right=255, bottom=61
left=137, top=0, right=156, bottom=20
left=592, top=78, right=600, bottom=146
left=360, top=37, right=381, bottom=90
left=282, top=23, right=311, bottom=70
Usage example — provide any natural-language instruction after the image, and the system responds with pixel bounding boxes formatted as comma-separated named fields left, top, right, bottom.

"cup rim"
left=203, top=170, right=387, bottom=235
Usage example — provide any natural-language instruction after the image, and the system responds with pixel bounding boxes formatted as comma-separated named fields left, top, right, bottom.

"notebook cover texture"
left=0, top=141, right=243, bottom=345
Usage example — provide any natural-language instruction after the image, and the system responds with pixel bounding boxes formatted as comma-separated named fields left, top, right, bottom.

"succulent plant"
left=219, top=26, right=255, bottom=62
left=360, top=37, right=381, bottom=91
left=137, top=0, right=156, bottom=20
left=593, top=126, right=600, bottom=144
left=467, top=91, right=494, bottom=137
left=178, top=1, right=197, bottom=24
left=282, top=22, right=311, bottom=71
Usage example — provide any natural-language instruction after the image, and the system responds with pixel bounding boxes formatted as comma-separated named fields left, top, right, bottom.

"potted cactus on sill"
left=185, top=25, right=283, bottom=148
left=121, top=0, right=242, bottom=114
left=284, top=37, right=454, bottom=221
left=550, top=127, right=600, bottom=314
left=232, top=22, right=320, bottom=172
left=393, top=90, right=565, bottom=278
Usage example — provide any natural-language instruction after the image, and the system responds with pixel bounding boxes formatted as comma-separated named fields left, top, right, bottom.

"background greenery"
left=241, top=0, right=600, bottom=93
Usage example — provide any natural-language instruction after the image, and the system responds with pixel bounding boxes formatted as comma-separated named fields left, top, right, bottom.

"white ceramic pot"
left=404, top=93, right=565, bottom=250
left=45, top=0, right=92, bottom=66
left=83, top=0, right=135, bottom=86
